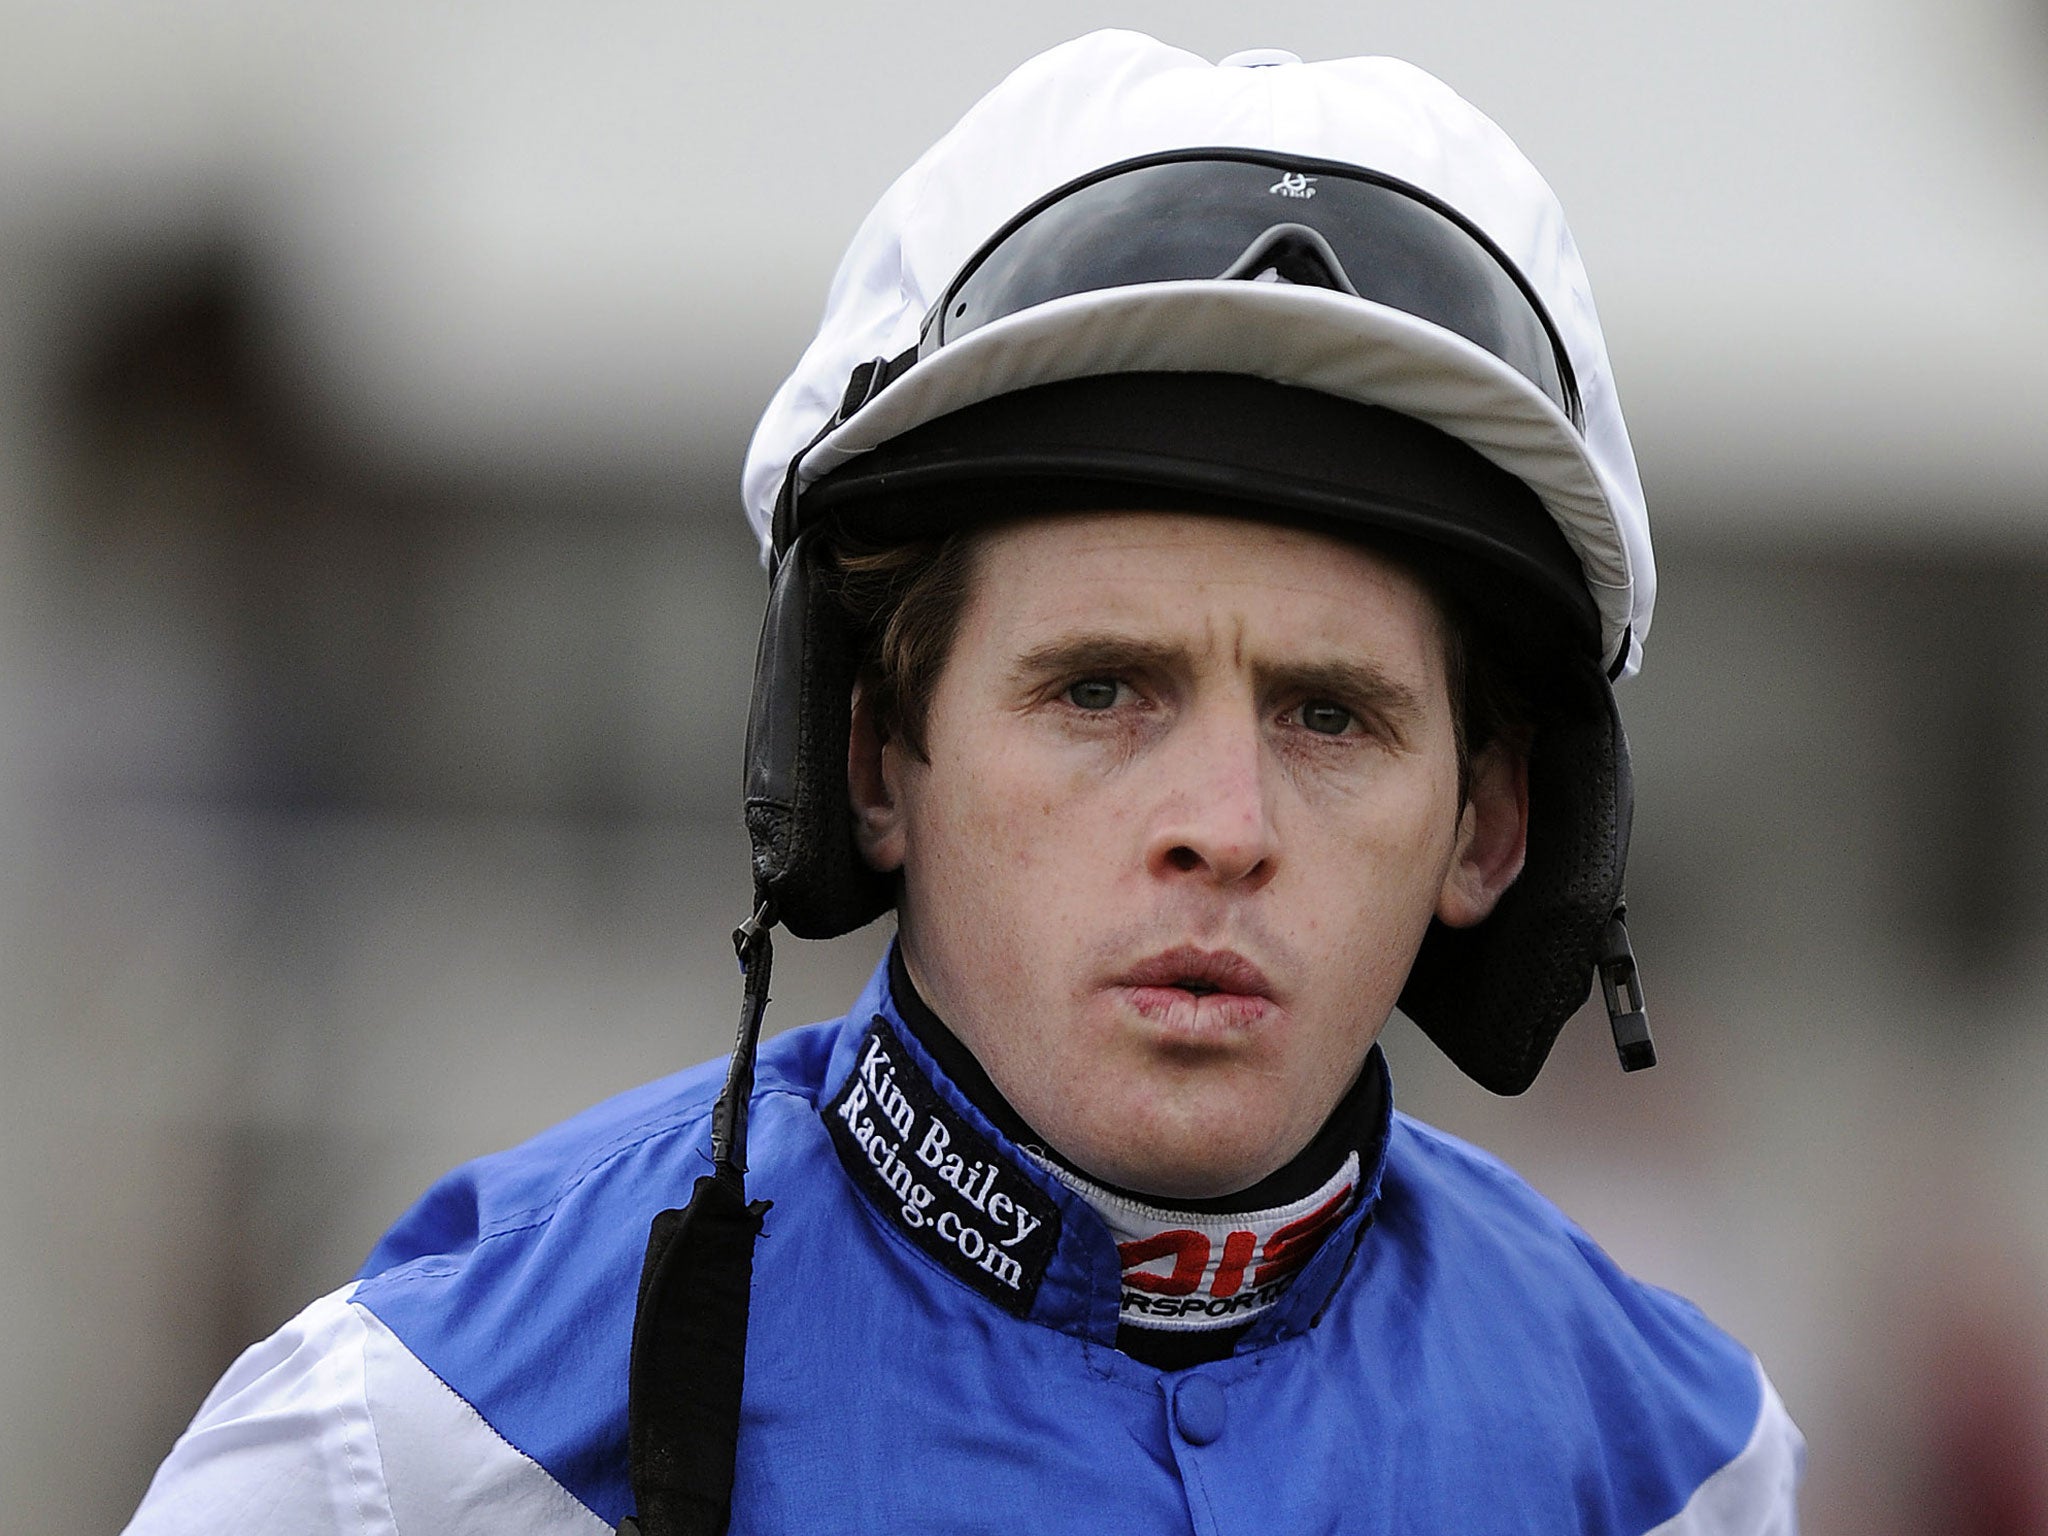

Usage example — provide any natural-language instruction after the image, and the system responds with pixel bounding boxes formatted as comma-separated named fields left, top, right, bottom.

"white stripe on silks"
left=361, top=1303, right=610, bottom=1535
left=1644, top=1359, right=1806, bottom=1536
left=124, top=1284, right=398, bottom=1536
left=124, top=1284, right=609, bottom=1536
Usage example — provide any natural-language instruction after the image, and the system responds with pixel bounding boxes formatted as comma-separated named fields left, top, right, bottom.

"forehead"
left=958, top=511, right=1451, bottom=676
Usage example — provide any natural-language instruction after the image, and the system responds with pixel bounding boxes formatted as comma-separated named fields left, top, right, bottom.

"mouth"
left=1118, top=946, right=1274, bottom=998
left=1112, top=947, right=1277, bottom=1038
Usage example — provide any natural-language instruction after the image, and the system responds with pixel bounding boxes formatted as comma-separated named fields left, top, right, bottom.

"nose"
left=1143, top=702, right=1278, bottom=890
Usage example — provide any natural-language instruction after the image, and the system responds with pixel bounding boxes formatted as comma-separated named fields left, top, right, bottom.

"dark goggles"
left=921, top=150, right=1581, bottom=428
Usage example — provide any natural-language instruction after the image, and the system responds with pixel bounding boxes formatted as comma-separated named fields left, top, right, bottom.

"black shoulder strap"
left=617, top=913, right=778, bottom=1536
left=619, top=1177, right=771, bottom=1536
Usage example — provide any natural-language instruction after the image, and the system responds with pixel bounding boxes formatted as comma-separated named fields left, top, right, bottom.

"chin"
left=1084, top=1113, right=1288, bottom=1202
left=1118, top=1152, right=1274, bottom=1203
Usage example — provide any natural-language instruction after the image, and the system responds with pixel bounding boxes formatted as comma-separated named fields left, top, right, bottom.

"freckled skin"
left=850, top=512, right=1527, bottom=1200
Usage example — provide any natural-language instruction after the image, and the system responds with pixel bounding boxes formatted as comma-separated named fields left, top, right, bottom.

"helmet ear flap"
left=1398, top=678, right=1631, bottom=1093
left=743, top=534, right=895, bottom=940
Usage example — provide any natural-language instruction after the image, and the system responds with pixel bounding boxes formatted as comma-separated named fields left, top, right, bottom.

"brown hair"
left=817, top=525, right=989, bottom=763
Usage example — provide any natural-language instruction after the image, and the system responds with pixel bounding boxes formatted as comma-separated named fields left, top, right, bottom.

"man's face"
left=851, top=512, right=1525, bottom=1199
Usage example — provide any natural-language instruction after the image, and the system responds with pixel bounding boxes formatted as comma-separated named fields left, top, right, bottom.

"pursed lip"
left=1112, top=946, right=1280, bottom=1040
left=1116, top=945, right=1275, bottom=998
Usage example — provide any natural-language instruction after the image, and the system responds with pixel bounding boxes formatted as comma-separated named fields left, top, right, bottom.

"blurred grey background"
left=3, top=3, right=2046, bottom=1532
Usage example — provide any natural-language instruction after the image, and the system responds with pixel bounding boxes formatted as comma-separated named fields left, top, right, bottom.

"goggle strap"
left=771, top=346, right=921, bottom=561
left=836, top=348, right=917, bottom=425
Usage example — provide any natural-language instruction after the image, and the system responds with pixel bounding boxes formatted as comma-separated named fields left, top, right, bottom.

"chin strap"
left=1597, top=901, right=1656, bottom=1073
left=712, top=904, right=777, bottom=1183
left=617, top=903, right=778, bottom=1536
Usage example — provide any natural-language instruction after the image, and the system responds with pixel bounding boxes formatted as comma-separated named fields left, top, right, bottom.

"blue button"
left=1173, top=1376, right=1227, bottom=1445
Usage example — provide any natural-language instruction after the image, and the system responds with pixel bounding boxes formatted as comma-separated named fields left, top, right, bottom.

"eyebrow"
left=1011, top=634, right=1428, bottom=725
left=1011, top=634, right=1186, bottom=684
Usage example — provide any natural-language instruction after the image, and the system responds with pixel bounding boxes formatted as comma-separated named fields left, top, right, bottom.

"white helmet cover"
left=745, top=29, right=1655, bottom=677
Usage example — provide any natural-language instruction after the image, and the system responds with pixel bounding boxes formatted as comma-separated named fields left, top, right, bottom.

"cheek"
left=909, top=738, right=1067, bottom=913
left=978, top=773, right=1111, bottom=921
left=935, top=729, right=1118, bottom=849
left=1304, top=749, right=1461, bottom=853
left=1299, top=763, right=1466, bottom=940
left=952, top=759, right=1155, bottom=970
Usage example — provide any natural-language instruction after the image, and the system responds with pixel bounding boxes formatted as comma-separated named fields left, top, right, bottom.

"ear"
left=847, top=677, right=908, bottom=875
left=1436, top=736, right=1530, bottom=928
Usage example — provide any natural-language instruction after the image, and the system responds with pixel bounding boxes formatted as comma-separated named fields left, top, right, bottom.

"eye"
left=1065, top=679, right=1122, bottom=710
left=1298, top=701, right=1354, bottom=736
